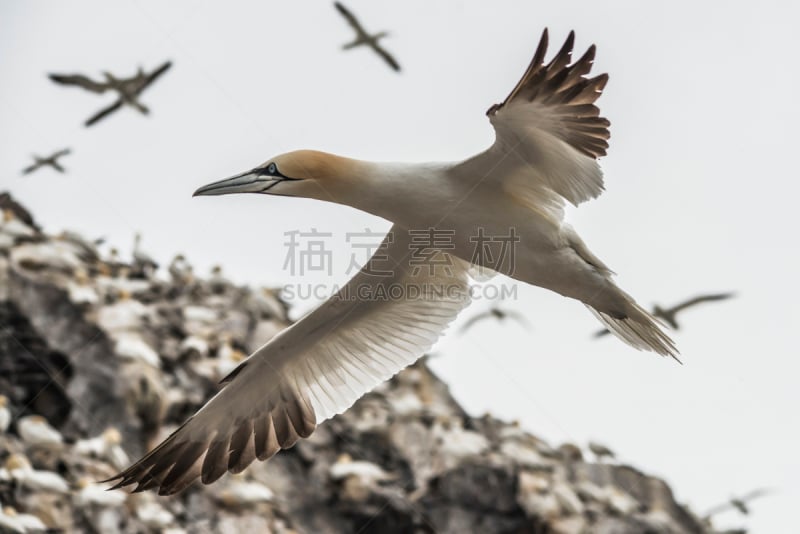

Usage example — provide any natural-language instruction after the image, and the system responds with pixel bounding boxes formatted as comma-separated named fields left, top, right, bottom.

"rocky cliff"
left=0, top=192, right=722, bottom=533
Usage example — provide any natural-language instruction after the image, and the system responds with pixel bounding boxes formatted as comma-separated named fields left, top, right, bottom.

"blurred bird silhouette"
left=21, top=148, right=71, bottom=175
left=0, top=192, right=39, bottom=231
left=460, top=305, right=531, bottom=333
left=132, top=233, right=158, bottom=277
left=704, top=488, right=772, bottom=518
left=49, top=61, right=172, bottom=126
left=594, top=292, right=734, bottom=337
left=334, top=2, right=400, bottom=71
left=588, top=441, right=615, bottom=461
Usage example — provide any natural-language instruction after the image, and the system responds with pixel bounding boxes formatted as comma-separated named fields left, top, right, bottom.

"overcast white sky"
left=2, top=1, right=799, bottom=531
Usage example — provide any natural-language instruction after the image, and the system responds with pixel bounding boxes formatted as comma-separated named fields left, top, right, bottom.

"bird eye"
left=267, top=163, right=277, bottom=175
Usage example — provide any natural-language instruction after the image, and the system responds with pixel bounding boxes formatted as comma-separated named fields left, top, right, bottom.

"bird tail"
left=587, top=299, right=680, bottom=362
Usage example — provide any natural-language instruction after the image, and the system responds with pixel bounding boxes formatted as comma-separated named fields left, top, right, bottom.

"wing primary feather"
left=201, top=438, right=230, bottom=484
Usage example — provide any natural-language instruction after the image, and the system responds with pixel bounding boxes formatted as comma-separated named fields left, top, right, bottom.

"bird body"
left=16, top=415, right=63, bottom=448
left=109, top=29, right=677, bottom=495
left=22, top=148, right=71, bottom=175
left=334, top=2, right=400, bottom=71
left=48, top=61, right=171, bottom=126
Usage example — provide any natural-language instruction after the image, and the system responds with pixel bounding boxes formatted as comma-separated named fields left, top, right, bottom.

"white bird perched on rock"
left=108, top=29, right=677, bottom=495
left=5, top=453, right=70, bottom=493
left=167, top=254, right=193, bottom=285
left=133, top=499, right=175, bottom=529
left=329, top=453, right=394, bottom=484
left=214, top=478, right=275, bottom=507
left=0, top=395, right=11, bottom=433
left=16, top=415, right=63, bottom=449
left=75, top=478, right=128, bottom=507
left=0, top=506, right=47, bottom=533
left=132, top=233, right=158, bottom=277
left=73, top=427, right=130, bottom=471
left=113, top=333, right=161, bottom=367
left=208, top=265, right=231, bottom=294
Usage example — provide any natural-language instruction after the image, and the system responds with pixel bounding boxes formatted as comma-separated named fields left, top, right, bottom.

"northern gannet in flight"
left=334, top=2, right=400, bottom=71
left=48, top=61, right=172, bottom=126
left=594, top=292, right=734, bottom=336
left=107, top=29, right=677, bottom=495
left=21, top=148, right=71, bottom=175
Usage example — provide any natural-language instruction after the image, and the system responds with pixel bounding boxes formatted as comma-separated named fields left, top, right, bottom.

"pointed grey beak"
left=193, top=169, right=281, bottom=197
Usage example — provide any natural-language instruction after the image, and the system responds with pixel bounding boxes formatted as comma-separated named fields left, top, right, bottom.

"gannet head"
left=193, top=150, right=355, bottom=201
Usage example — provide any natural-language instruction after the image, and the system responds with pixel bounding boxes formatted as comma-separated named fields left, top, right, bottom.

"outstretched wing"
left=105, top=225, right=471, bottom=494
left=334, top=2, right=368, bottom=36
left=131, top=60, right=172, bottom=94
left=21, top=161, right=40, bottom=175
left=668, top=292, right=735, bottom=314
left=459, top=311, right=490, bottom=333
left=372, top=42, right=401, bottom=71
left=452, top=29, right=610, bottom=224
left=503, top=309, right=532, bottom=330
left=48, top=73, right=109, bottom=93
left=85, top=100, right=123, bottom=127
left=739, top=488, right=771, bottom=503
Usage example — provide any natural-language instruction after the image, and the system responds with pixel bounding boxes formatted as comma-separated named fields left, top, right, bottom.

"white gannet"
left=214, top=477, right=275, bottom=506
left=74, top=427, right=130, bottom=471
left=21, top=148, right=71, bottom=176
left=48, top=61, right=172, bottom=127
left=0, top=395, right=10, bottom=433
left=108, top=29, right=677, bottom=495
left=16, top=415, right=63, bottom=449
left=75, top=478, right=128, bottom=507
left=132, top=233, right=159, bottom=276
left=334, top=2, right=400, bottom=72
left=5, top=454, right=70, bottom=494
left=167, top=254, right=193, bottom=285
left=0, top=506, right=47, bottom=533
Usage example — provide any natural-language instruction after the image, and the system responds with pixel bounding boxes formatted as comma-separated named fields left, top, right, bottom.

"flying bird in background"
left=588, top=441, right=615, bottom=461
left=108, top=29, right=677, bottom=495
left=21, top=148, right=71, bottom=175
left=459, top=305, right=531, bottom=333
left=594, top=292, right=734, bottom=337
left=48, top=61, right=172, bottom=126
left=334, top=2, right=400, bottom=71
left=704, top=488, right=772, bottom=518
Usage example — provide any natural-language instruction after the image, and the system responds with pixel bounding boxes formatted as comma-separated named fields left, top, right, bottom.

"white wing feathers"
left=456, top=29, right=611, bottom=222
left=106, top=225, right=471, bottom=494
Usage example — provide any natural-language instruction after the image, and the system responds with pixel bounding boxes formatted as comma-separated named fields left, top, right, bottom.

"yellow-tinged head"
left=193, top=150, right=359, bottom=201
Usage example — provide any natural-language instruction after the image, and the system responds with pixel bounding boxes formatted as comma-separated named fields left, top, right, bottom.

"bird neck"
left=311, top=155, right=450, bottom=225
